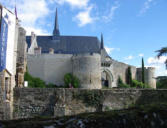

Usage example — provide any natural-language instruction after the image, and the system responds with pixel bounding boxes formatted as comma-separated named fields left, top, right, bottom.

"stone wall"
left=137, top=67, right=156, bottom=88
left=13, top=88, right=167, bottom=119
left=72, top=53, right=101, bottom=89
left=103, top=59, right=137, bottom=87
left=0, top=71, right=16, bottom=120
left=27, top=54, right=73, bottom=85
left=0, top=72, right=4, bottom=119
left=16, top=27, right=27, bottom=87
left=27, top=53, right=102, bottom=88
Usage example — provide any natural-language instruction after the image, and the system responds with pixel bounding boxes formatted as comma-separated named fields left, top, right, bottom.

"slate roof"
left=26, top=35, right=101, bottom=54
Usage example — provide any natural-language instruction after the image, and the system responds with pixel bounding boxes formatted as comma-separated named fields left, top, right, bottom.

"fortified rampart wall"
left=27, top=54, right=156, bottom=88
left=27, top=54, right=73, bottom=85
left=11, top=88, right=167, bottom=120
left=108, top=60, right=137, bottom=87
left=27, top=53, right=101, bottom=87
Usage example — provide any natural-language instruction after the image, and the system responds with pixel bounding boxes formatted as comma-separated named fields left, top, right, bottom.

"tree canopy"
left=156, top=47, right=167, bottom=69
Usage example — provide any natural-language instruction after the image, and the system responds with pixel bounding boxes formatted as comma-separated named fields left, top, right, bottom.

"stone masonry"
left=12, top=88, right=167, bottom=120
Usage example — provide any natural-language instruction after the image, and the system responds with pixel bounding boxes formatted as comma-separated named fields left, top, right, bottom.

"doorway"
left=101, top=70, right=113, bottom=88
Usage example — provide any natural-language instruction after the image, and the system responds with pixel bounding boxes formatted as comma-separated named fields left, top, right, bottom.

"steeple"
left=53, top=8, right=60, bottom=36
left=101, top=33, right=104, bottom=49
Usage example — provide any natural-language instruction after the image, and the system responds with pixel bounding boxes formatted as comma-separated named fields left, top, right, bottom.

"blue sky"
left=1, top=0, right=167, bottom=76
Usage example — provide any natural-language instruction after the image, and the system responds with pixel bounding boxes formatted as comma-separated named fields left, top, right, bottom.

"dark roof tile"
left=26, top=35, right=101, bottom=54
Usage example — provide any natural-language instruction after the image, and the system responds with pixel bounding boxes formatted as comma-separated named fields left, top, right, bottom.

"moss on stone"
left=73, top=90, right=104, bottom=107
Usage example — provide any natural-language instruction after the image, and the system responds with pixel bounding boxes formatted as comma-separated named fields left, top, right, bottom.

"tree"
left=117, top=76, right=130, bottom=88
left=126, top=66, right=132, bottom=86
left=156, top=47, right=167, bottom=69
left=156, top=76, right=167, bottom=88
left=142, top=57, right=145, bottom=83
left=64, top=73, right=80, bottom=88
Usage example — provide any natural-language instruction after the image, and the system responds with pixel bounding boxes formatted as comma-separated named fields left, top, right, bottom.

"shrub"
left=46, top=83, right=65, bottom=88
left=46, top=83, right=57, bottom=88
left=131, top=80, right=143, bottom=88
left=32, top=78, right=46, bottom=88
left=156, top=76, right=167, bottom=89
left=117, top=76, right=150, bottom=88
left=24, top=71, right=46, bottom=88
left=132, top=80, right=150, bottom=88
left=117, top=76, right=130, bottom=88
left=64, top=73, right=80, bottom=88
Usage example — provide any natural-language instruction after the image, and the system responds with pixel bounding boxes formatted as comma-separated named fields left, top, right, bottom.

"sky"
left=1, top=0, right=167, bottom=76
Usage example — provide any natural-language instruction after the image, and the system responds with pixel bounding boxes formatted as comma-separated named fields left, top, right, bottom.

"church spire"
left=53, top=8, right=60, bottom=36
left=101, top=33, right=104, bottom=49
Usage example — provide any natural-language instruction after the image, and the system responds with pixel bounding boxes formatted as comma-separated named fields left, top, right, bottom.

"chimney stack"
left=49, top=48, right=54, bottom=54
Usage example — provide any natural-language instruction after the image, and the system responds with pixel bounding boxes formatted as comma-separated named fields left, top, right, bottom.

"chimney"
left=34, top=47, right=42, bottom=55
left=31, top=32, right=36, bottom=44
left=49, top=48, right=54, bottom=54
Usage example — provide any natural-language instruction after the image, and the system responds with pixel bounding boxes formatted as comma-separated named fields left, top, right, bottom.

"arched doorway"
left=101, top=70, right=113, bottom=88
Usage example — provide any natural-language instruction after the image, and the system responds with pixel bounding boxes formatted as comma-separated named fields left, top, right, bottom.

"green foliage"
left=142, top=58, right=145, bottom=83
left=156, top=76, right=167, bottom=88
left=131, top=80, right=150, bottom=88
left=64, top=73, right=80, bottom=88
left=117, top=76, right=130, bottom=88
left=43, top=83, right=65, bottom=88
left=126, top=67, right=132, bottom=86
left=117, top=76, right=123, bottom=86
left=156, top=47, right=167, bottom=69
left=73, top=91, right=104, bottom=107
left=46, top=83, right=59, bottom=88
left=117, top=76, right=150, bottom=88
left=24, top=71, right=79, bottom=88
left=24, top=71, right=46, bottom=88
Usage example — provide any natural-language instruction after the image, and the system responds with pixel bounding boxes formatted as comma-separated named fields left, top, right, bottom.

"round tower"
left=72, top=53, right=102, bottom=89
left=145, top=67, right=156, bottom=89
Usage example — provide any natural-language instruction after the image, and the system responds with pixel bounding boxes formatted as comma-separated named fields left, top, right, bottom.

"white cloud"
left=18, top=0, right=49, bottom=26
left=104, top=46, right=120, bottom=55
left=105, top=47, right=114, bottom=54
left=51, top=0, right=120, bottom=26
left=147, top=56, right=167, bottom=76
left=54, top=0, right=89, bottom=9
left=153, top=65, right=167, bottom=76
left=53, top=0, right=95, bottom=27
left=139, top=0, right=154, bottom=15
left=17, top=0, right=50, bottom=35
left=74, top=5, right=95, bottom=27
left=102, top=2, right=120, bottom=23
left=139, top=53, right=144, bottom=57
left=24, top=27, right=49, bottom=35
left=148, top=56, right=167, bottom=64
left=2, top=0, right=50, bottom=35
left=124, top=55, right=134, bottom=60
